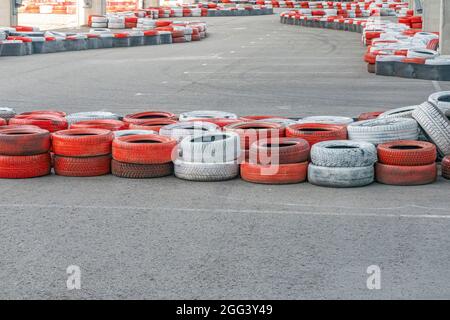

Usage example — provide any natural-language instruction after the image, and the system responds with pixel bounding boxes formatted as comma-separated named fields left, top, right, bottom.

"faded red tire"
left=52, top=129, right=114, bottom=157
left=377, top=140, right=437, bottom=166
left=0, top=118, right=6, bottom=126
left=375, top=162, right=437, bottom=186
left=0, top=127, right=50, bottom=156
left=286, top=123, right=347, bottom=146
left=70, top=119, right=128, bottom=131
left=240, top=115, right=287, bottom=121
left=112, top=134, right=177, bottom=164
left=20, top=110, right=66, bottom=117
left=224, top=121, right=285, bottom=150
left=54, top=155, right=111, bottom=177
left=123, top=111, right=177, bottom=125
left=442, top=156, right=450, bottom=180
left=129, top=119, right=178, bottom=132
left=111, top=159, right=173, bottom=178
left=248, top=137, right=310, bottom=164
left=0, top=124, right=41, bottom=130
left=0, top=153, right=51, bottom=179
left=358, top=111, right=383, bottom=121
left=240, top=161, right=308, bottom=184
left=10, top=114, right=68, bottom=132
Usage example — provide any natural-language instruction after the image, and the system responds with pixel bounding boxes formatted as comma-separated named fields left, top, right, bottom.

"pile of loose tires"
left=0, top=91, right=449, bottom=187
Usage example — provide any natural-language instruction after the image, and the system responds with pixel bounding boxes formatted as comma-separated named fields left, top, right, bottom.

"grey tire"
left=174, top=159, right=239, bottom=181
left=347, top=118, right=419, bottom=145
left=412, top=102, right=450, bottom=156
left=428, top=91, right=450, bottom=113
left=0, top=107, right=16, bottom=121
left=308, top=164, right=374, bottom=188
left=378, top=105, right=418, bottom=119
left=310, top=140, right=377, bottom=167
left=179, top=132, right=241, bottom=163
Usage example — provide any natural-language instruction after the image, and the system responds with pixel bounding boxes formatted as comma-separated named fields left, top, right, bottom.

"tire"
left=52, top=128, right=114, bottom=157
left=129, top=119, right=178, bottom=132
left=224, top=121, right=285, bottom=149
left=70, top=119, right=128, bottom=131
left=375, top=162, right=437, bottom=186
left=111, top=160, right=173, bottom=178
left=0, top=118, right=6, bottom=126
left=174, top=159, right=239, bottom=181
left=378, top=106, right=419, bottom=119
left=412, top=102, right=450, bottom=156
left=179, top=110, right=238, bottom=121
left=442, top=156, right=450, bottom=179
left=347, top=118, right=419, bottom=145
left=20, top=110, right=66, bottom=117
left=66, top=111, right=120, bottom=125
left=112, top=134, right=176, bottom=164
left=255, top=118, right=298, bottom=126
left=160, top=121, right=220, bottom=142
left=9, top=114, right=68, bottom=132
left=0, top=127, right=50, bottom=156
left=241, top=161, right=308, bottom=184
left=407, top=48, right=438, bottom=59
left=240, top=115, right=287, bottom=121
left=311, top=140, right=377, bottom=167
left=308, top=164, right=374, bottom=188
left=286, top=123, right=347, bottom=146
left=0, top=107, right=16, bottom=121
left=179, top=132, right=241, bottom=163
left=248, top=137, right=310, bottom=164
left=123, top=111, right=176, bottom=125
left=0, top=153, right=51, bottom=179
left=183, top=118, right=243, bottom=128
left=428, top=91, right=450, bottom=113
left=377, top=140, right=437, bottom=166
left=114, top=129, right=157, bottom=137
left=358, top=111, right=383, bottom=121
left=54, top=155, right=111, bottom=177
left=299, top=116, right=354, bottom=125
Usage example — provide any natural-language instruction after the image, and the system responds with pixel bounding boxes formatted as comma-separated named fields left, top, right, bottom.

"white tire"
left=299, top=116, right=354, bottom=125
left=428, top=91, right=450, bottom=113
left=159, top=121, right=220, bottom=142
left=114, top=129, right=157, bottom=137
left=311, top=140, right=377, bottom=167
left=407, top=48, right=438, bottom=60
left=179, top=110, right=238, bottom=121
left=0, top=107, right=16, bottom=121
left=174, top=159, right=239, bottom=181
left=67, top=111, right=120, bottom=125
left=378, top=105, right=419, bottom=119
left=308, top=164, right=374, bottom=188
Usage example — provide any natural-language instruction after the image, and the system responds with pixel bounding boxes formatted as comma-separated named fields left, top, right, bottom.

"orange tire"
left=248, top=137, right=310, bottom=164
left=123, top=111, right=177, bottom=125
left=54, top=155, right=111, bottom=177
left=70, top=119, right=128, bottom=131
left=0, top=153, right=51, bottom=179
left=0, top=127, right=50, bottom=156
left=358, top=111, right=383, bottom=121
left=9, top=114, right=68, bottom=132
left=112, top=134, right=177, bottom=164
left=442, top=156, right=450, bottom=180
left=224, top=121, right=285, bottom=149
left=286, top=123, right=347, bottom=146
left=129, top=119, right=178, bottom=132
left=240, top=115, right=287, bottom=121
left=377, top=141, right=437, bottom=166
left=0, top=118, right=6, bottom=126
left=240, top=161, right=308, bottom=184
left=20, top=110, right=66, bottom=117
left=375, top=162, right=437, bottom=186
left=52, top=129, right=114, bottom=157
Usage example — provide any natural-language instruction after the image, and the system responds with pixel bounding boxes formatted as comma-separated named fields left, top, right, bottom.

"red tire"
left=442, top=156, right=450, bottom=180
left=9, top=114, right=68, bottom=132
left=248, top=137, right=310, bottom=164
left=123, top=111, right=177, bottom=125
left=0, top=127, right=50, bottom=156
left=128, top=119, right=178, bottom=132
left=358, top=111, right=383, bottom=121
left=54, top=155, right=111, bottom=177
left=286, top=123, right=347, bottom=146
left=224, top=121, right=285, bottom=149
left=0, top=153, right=51, bottom=179
left=52, top=129, right=114, bottom=157
left=241, top=161, right=308, bottom=184
left=112, top=134, right=177, bottom=164
left=182, top=118, right=243, bottom=128
left=0, top=118, right=6, bottom=126
left=20, top=110, right=66, bottom=117
left=240, top=115, right=287, bottom=121
left=111, top=160, right=173, bottom=178
left=377, top=141, right=437, bottom=166
left=375, top=162, right=437, bottom=186
left=70, top=119, right=128, bottom=131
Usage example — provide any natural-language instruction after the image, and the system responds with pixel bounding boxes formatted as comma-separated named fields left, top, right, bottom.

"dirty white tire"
left=114, top=129, right=157, bottom=137
left=299, top=116, right=354, bottom=125
left=412, top=102, right=450, bottom=156
left=179, top=132, right=241, bottom=163
left=67, top=111, right=120, bottom=125
left=406, top=48, right=438, bottom=60
left=347, top=118, right=419, bottom=145
left=378, top=105, right=419, bottom=119
left=308, top=164, right=374, bottom=188
left=311, top=140, right=377, bottom=167
left=256, top=118, right=298, bottom=126
left=178, top=110, right=238, bottom=121
left=428, top=91, right=450, bottom=113
left=0, top=107, right=16, bottom=121
left=174, top=159, right=239, bottom=181
left=159, top=121, right=219, bottom=142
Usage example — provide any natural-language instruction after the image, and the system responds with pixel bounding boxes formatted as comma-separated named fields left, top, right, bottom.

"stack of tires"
left=442, top=156, right=450, bottom=180
left=174, top=132, right=240, bottom=181
left=52, top=129, right=113, bottom=177
left=376, top=140, right=437, bottom=186
left=0, top=127, right=52, bottom=178
left=241, top=137, right=310, bottom=184
left=308, top=141, right=377, bottom=188
left=112, top=134, right=176, bottom=179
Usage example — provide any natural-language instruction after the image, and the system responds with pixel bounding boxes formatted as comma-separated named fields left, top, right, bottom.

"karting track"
left=0, top=13, right=449, bottom=299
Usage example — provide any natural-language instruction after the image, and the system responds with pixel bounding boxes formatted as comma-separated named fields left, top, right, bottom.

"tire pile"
left=0, top=92, right=449, bottom=187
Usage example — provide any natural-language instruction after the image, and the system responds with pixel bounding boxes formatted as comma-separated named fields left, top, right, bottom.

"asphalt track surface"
left=0, top=13, right=450, bottom=300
